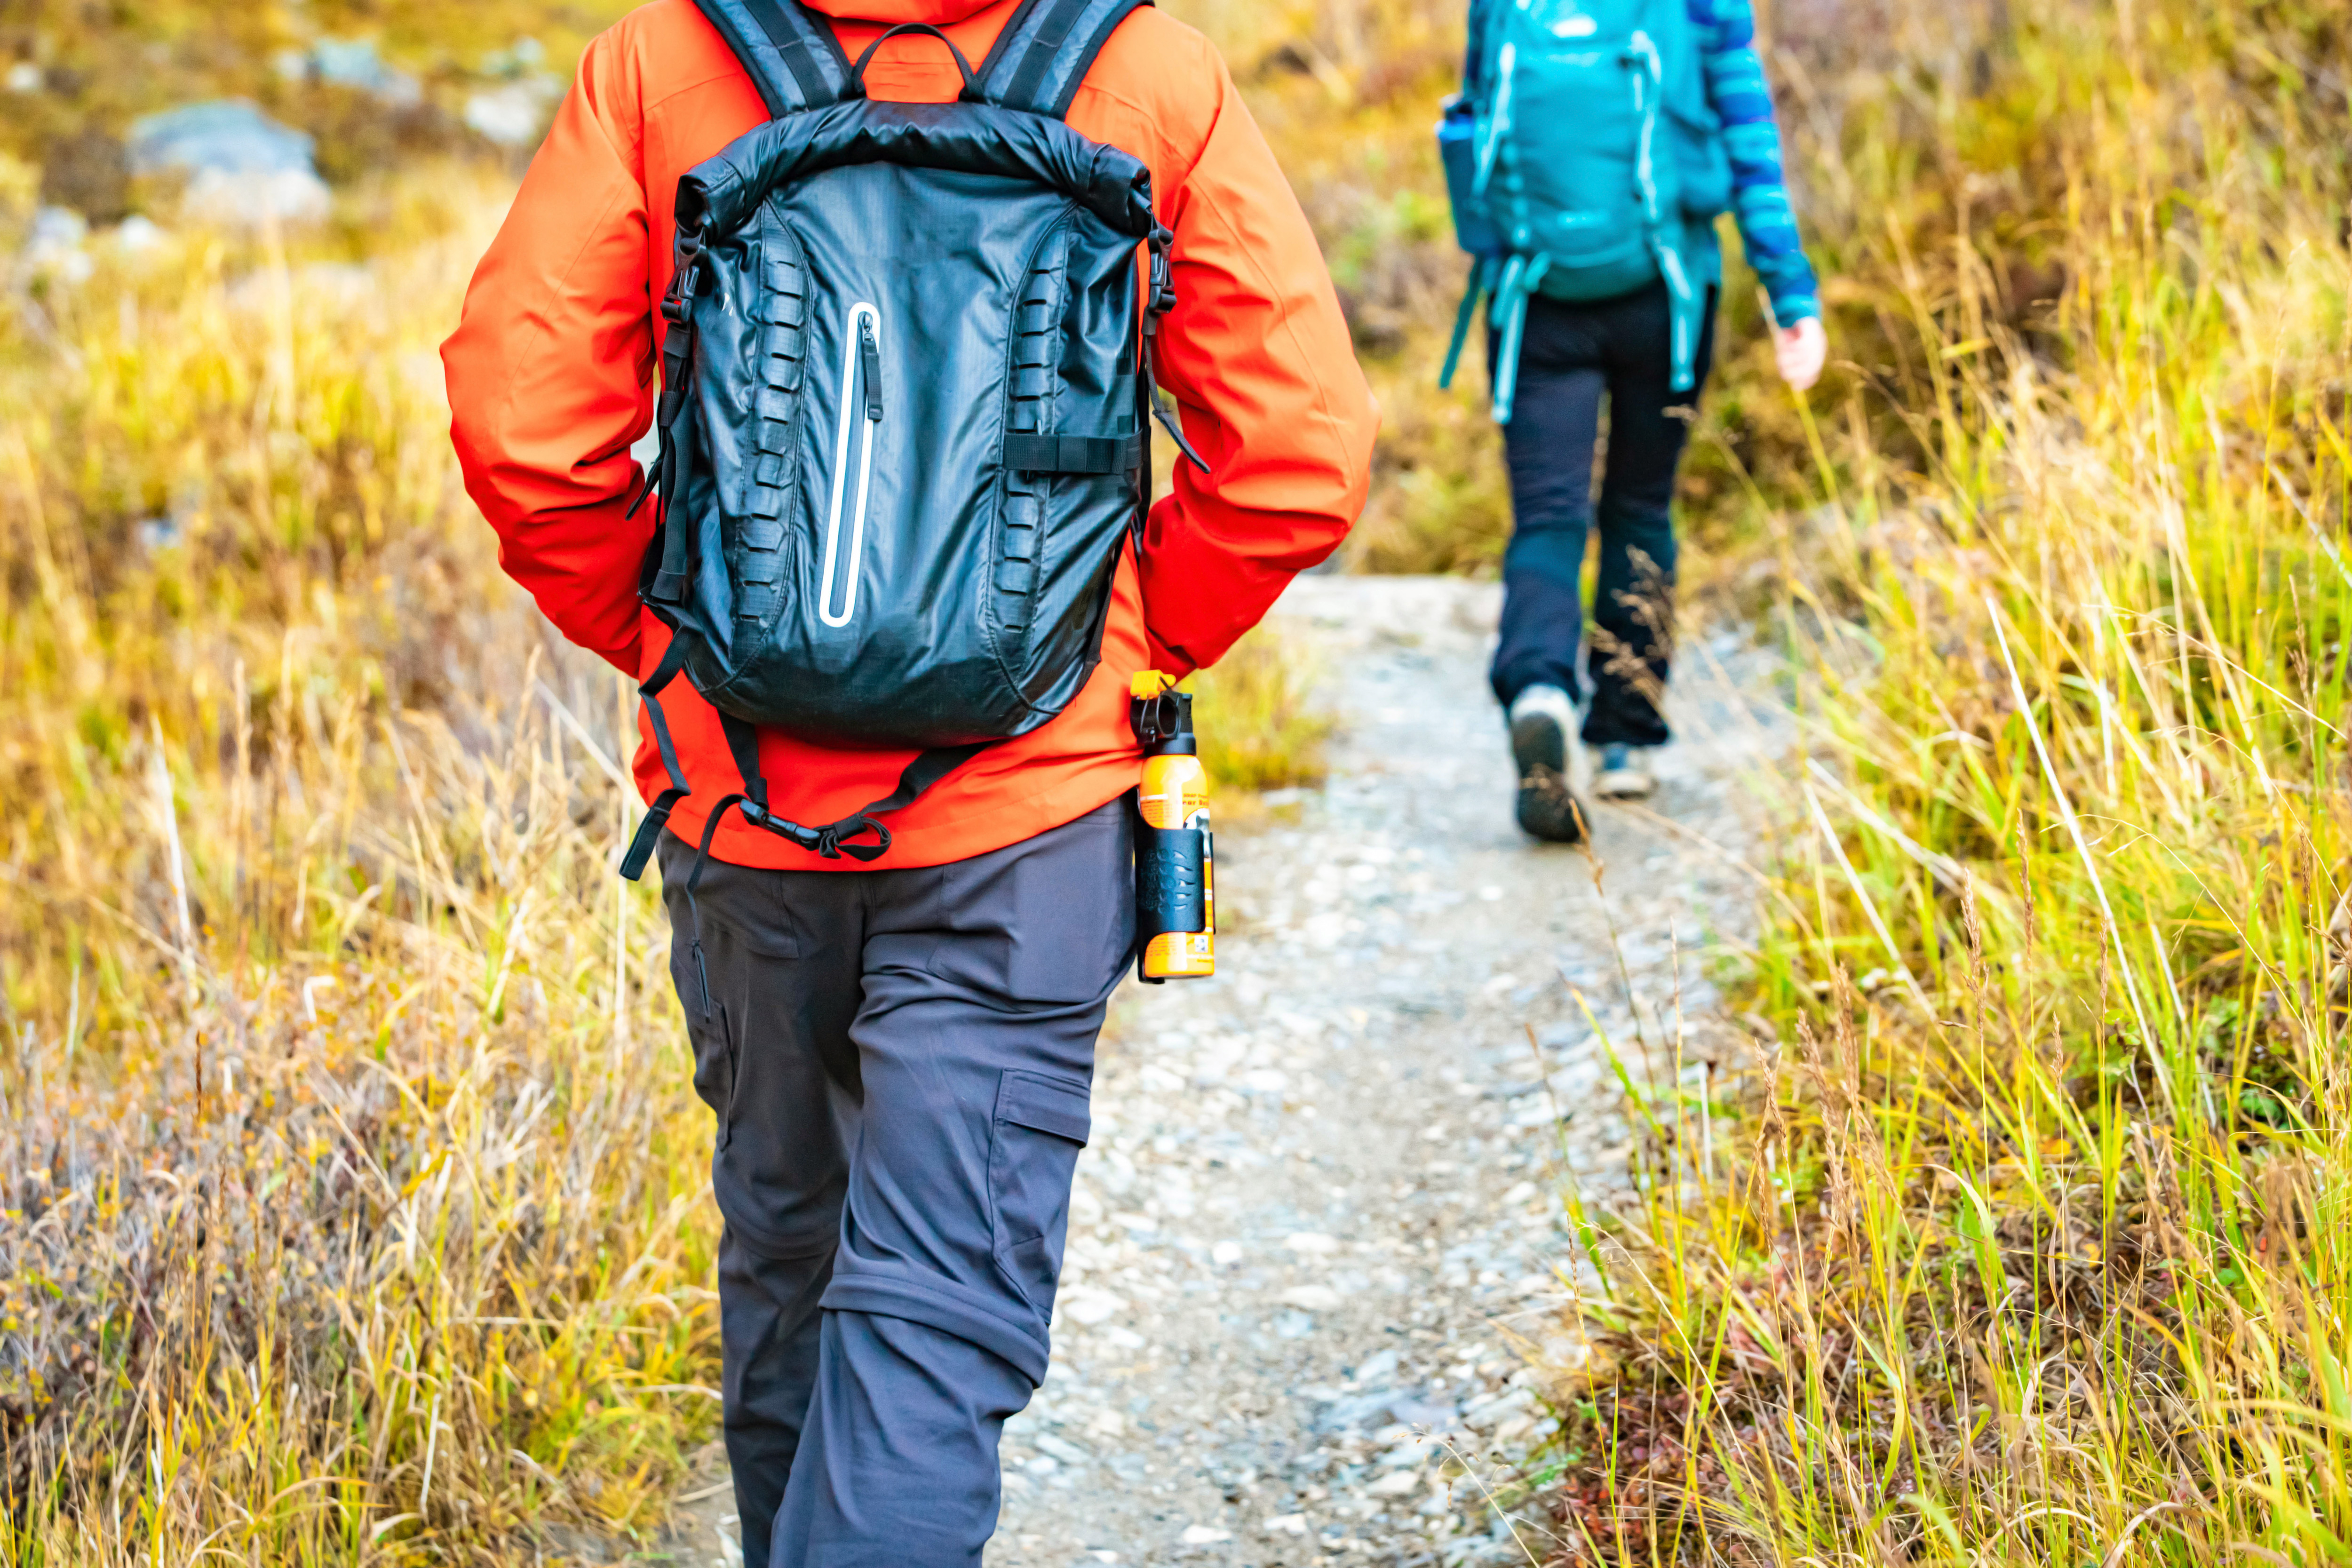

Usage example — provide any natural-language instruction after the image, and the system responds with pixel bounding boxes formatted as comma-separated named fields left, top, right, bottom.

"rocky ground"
left=662, top=575, right=1780, bottom=1568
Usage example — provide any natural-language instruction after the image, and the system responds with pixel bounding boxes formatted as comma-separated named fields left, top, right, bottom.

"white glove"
left=1775, top=315, right=1828, bottom=392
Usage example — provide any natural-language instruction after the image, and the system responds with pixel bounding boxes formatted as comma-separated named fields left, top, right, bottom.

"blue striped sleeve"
left=1687, top=0, right=1820, bottom=323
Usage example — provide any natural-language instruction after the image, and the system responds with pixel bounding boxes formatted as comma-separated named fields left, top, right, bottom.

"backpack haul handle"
left=843, top=23, right=983, bottom=103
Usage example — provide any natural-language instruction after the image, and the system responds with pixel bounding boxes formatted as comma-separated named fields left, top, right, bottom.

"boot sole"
left=1517, top=767, right=1589, bottom=843
left=1509, top=710, right=1587, bottom=843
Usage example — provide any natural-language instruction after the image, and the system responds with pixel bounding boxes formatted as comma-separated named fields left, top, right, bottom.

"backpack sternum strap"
left=693, top=0, right=851, bottom=117
left=976, top=0, right=1152, bottom=119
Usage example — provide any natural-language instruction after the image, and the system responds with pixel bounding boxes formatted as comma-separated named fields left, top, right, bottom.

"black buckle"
left=815, top=816, right=891, bottom=862
left=661, top=232, right=704, bottom=325
left=1147, top=225, right=1176, bottom=317
left=736, top=798, right=833, bottom=857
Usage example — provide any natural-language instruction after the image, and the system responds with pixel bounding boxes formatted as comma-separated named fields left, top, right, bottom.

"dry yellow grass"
left=0, top=167, right=742, bottom=1561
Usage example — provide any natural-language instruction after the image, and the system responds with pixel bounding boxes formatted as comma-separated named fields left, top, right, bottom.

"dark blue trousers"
left=658, top=801, right=1133, bottom=1567
left=1488, top=280, right=1717, bottom=747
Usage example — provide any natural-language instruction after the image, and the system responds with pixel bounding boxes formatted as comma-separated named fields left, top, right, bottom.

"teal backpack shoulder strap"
left=1462, top=0, right=1497, bottom=99
left=974, top=0, right=1152, bottom=118
left=692, top=0, right=853, bottom=116
left=1647, top=0, right=1709, bottom=116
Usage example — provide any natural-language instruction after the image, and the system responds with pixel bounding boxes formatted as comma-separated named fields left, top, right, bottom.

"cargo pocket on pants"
left=669, top=939, right=740, bottom=1150
left=988, top=1070, right=1091, bottom=1316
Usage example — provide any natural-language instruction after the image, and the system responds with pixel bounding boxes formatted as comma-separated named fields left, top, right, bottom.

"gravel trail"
left=666, top=575, right=1780, bottom=1568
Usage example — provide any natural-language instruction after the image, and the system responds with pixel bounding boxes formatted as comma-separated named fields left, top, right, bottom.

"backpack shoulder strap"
left=1462, top=0, right=1495, bottom=98
left=692, top=0, right=853, bottom=116
left=973, top=0, right=1152, bottom=119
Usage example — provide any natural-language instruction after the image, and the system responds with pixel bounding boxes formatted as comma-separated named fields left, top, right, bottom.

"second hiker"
left=1439, top=0, right=1826, bottom=838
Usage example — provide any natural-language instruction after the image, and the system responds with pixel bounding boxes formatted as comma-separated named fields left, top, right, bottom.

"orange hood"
left=801, top=0, right=1004, bottom=20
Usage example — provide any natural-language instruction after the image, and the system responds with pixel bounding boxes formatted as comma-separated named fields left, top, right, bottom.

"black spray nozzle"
left=1128, top=671, right=1196, bottom=754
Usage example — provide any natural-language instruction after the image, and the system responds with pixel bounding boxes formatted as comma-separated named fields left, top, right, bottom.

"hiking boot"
left=1593, top=743, right=1658, bottom=802
left=1506, top=684, right=1588, bottom=844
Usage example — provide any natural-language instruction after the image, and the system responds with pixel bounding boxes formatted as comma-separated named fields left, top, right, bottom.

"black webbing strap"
left=844, top=23, right=983, bottom=101
left=675, top=740, right=994, bottom=979
left=668, top=741, right=974, bottom=1013
left=717, top=711, right=771, bottom=811
left=1005, top=433, right=1142, bottom=474
left=619, top=632, right=702, bottom=881
left=636, top=336, right=698, bottom=598
left=643, top=648, right=695, bottom=793
left=692, top=0, right=850, bottom=117
left=1141, top=226, right=1209, bottom=473
left=620, top=632, right=993, bottom=887
left=976, top=0, right=1151, bottom=119
left=968, top=0, right=1051, bottom=87
left=860, top=742, right=994, bottom=820
left=627, top=228, right=708, bottom=551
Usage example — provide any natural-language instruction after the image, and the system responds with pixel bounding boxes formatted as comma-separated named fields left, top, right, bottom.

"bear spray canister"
left=1130, top=671, right=1215, bottom=982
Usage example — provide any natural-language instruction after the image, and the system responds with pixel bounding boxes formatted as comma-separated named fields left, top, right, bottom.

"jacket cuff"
left=1760, top=263, right=1822, bottom=326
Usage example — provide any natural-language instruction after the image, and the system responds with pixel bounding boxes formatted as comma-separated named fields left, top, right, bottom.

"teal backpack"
left=1437, top=0, right=1731, bottom=421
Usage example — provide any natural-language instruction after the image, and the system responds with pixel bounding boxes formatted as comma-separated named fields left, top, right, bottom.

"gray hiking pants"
left=656, top=801, right=1133, bottom=1568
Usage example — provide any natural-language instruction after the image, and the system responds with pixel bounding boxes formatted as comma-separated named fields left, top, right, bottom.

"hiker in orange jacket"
left=442, top=1, right=1375, bottom=1561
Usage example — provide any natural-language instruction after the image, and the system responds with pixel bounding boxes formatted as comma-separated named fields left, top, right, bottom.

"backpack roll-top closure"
left=675, top=99, right=1156, bottom=244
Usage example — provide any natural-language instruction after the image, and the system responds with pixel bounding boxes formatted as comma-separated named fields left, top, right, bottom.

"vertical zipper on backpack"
left=859, top=315, right=883, bottom=422
left=820, top=302, right=882, bottom=629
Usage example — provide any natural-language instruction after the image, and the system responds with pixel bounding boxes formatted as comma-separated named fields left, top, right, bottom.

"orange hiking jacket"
left=443, top=0, right=1376, bottom=869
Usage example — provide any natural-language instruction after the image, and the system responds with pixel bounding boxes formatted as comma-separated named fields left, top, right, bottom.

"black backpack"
left=619, top=0, right=1203, bottom=884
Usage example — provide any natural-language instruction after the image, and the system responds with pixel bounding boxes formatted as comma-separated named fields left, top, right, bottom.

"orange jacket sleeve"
left=1137, top=46, right=1376, bottom=675
left=441, top=33, right=658, bottom=676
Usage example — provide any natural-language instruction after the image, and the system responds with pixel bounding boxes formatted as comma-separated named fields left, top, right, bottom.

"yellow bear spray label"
left=1130, top=672, right=1214, bottom=981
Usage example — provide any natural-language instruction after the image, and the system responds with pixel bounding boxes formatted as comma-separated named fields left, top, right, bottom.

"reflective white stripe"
left=818, top=302, right=881, bottom=629
left=1473, top=42, right=1515, bottom=196
left=1630, top=32, right=1663, bottom=228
